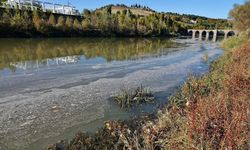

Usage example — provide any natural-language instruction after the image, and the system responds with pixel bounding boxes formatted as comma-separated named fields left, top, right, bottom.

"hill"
left=111, top=6, right=153, bottom=16
left=0, top=3, right=232, bottom=37
left=94, top=4, right=231, bottom=30
left=95, top=4, right=155, bottom=17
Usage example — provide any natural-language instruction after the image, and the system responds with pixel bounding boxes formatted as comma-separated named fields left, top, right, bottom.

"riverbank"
left=48, top=34, right=250, bottom=149
left=0, top=38, right=223, bottom=150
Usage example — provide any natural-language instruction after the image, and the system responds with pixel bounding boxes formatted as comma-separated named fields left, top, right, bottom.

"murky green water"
left=0, top=38, right=222, bottom=150
left=0, top=38, right=178, bottom=74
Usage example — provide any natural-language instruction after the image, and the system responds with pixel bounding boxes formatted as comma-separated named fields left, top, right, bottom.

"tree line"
left=0, top=4, right=231, bottom=37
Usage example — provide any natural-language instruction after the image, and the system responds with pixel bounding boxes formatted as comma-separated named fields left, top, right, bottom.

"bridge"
left=188, top=29, right=238, bottom=41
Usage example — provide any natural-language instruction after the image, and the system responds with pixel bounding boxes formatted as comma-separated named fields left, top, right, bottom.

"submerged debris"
left=202, top=52, right=209, bottom=62
left=112, top=85, right=155, bottom=108
left=51, top=105, right=60, bottom=112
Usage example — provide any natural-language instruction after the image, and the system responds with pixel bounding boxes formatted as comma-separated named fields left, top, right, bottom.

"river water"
left=0, top=38, right=222, bottom=150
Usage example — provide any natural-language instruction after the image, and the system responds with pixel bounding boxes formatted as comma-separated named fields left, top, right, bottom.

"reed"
left=112, top=85, right=155, bottom=108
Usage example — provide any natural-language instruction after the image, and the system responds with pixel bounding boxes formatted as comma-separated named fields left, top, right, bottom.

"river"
left=0, top=38, right=222, bottom=150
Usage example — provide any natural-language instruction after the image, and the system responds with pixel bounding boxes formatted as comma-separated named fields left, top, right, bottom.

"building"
left=1, top=0, right=80, bottom=15
left=190, top=20, right=197, bottom=24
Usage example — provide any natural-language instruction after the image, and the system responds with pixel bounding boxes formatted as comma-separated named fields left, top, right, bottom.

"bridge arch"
left=188, top=29, right=237, bottom=41
left=188, top=30, right=193, bottom=36
left=217, top=31, right=225, bottom=38
left=195, top=31, right=200, bottom=38
left=226, top=31, right=235, bottom=38
left=201, top=31, right=207, bottom=39
left=208, top=31, right=214, bottom=40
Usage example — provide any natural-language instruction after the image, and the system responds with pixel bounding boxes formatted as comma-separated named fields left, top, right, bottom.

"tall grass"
left=186, top=44, right=250, bottom=149
left=152, top=35, right=250, bottom=149
left=221, top=30, right=250, bottom=51
left=112, top=85, right=155, bottom=108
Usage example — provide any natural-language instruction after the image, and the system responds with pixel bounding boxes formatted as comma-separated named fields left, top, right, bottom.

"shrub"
left=186, top=44, right=250, bottom=149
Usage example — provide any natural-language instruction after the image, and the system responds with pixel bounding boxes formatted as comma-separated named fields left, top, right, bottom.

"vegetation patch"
left=112, top=85, right=155, bottom=108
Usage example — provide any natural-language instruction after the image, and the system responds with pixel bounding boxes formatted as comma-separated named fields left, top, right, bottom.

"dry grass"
left=185, top=43, right=250, bottom=149
left=111, top=6, right=153, bottom=16
left=152, top=40, right=250, bottom=149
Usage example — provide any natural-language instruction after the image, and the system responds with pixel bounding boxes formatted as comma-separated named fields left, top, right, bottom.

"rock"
left=51, top=105, right=60, bottom=112
left=70, top=103, right=76, bottom=107
left=20, top=120, right=33, bottom=127
left=26, top=115, right=37, bottom=120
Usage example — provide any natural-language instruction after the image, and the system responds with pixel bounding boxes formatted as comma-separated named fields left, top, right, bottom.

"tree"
left=57, top=16, right=65, bottom=27
left=83, top=9, right=91, bottom=17
left=73, top=18, right=82, bottom=31
left=106, top=6, right=112, bottom=15
left=122, top=9, right=127, bottom=15
left=65, top=16, right=73, bottom=28
left=0, top=3, right=228, bottom=37
left=229, top=1, right=250, bottom=32
left=32, top=10, right=42, bottom=31
left=10, top=9, right=23, bottom=27
left=48, top=14, right=56, bottom=26
left=0, top=0, right=7, bottom=6
left=81, top=18, right=91, bottom=30
left=1, top=7, right=11, bottom=23
left=22, top=10, right=32, bottom=30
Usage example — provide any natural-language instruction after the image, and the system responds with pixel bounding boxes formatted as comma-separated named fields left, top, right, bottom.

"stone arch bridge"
left=188, top=29, right=238, bottom=41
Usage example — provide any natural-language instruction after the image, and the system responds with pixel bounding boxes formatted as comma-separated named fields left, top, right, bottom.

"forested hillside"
left=0, top=4, right=231, bottom=37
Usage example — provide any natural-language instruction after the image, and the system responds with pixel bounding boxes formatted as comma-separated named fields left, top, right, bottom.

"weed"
left=112, top=85, right=155, bottom=108
left=202, top=52, right=209, bottom=62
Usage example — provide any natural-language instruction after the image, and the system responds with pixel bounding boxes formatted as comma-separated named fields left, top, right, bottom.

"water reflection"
left=0, top=38, right=178, bottom=73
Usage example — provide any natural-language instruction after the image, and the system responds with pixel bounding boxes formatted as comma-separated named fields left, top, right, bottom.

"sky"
left=49, top=0, right=246, bottom=19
